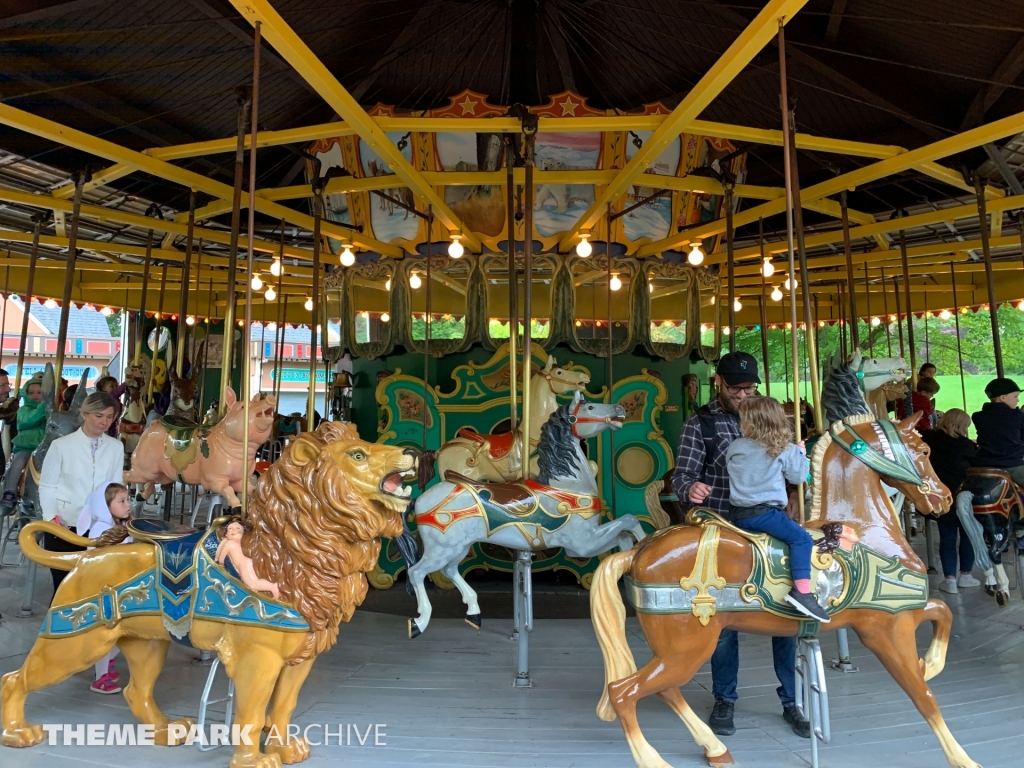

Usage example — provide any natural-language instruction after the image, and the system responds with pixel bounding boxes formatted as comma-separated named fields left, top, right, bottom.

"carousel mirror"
left=696, top=268, right=722, bottom=362
left=406, top=253, right=470, bottom=355
left=147, top=325, right=171, bottom=352
left=645, top=260, right=693, bottom=359
left=346, top=259, right=395, bottom=358
left=482, top=253, right=555, bottom=347
left=571, top=253, right=636, bottom=356
left=321, top=276, right=344, bottom=363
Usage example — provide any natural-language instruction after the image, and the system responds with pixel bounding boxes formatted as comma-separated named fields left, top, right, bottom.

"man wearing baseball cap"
left=671, top=351, right=808, bottom=739
left=972, top=377, right=1024, bottom=485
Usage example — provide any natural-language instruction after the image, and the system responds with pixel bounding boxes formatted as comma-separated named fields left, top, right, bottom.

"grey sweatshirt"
left=725, top=437, right=809, bottom=508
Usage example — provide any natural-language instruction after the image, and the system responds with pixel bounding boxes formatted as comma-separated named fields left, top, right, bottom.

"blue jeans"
left=937, top=510, right=975, bottom=578
left=735, top=508, right=813, bottom=580
left=711, top=630, right=796, bottom=707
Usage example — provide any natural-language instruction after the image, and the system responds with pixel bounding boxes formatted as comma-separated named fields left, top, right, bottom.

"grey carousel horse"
left=19, top=364, right=89, bottom=514
left=405, top=391, right=644, bottom=637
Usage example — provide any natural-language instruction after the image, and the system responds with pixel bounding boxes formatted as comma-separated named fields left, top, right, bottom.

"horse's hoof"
left=408, top=619, right=421, bottom=639
left=265, top=735, right=310, bottom=764
left=465, top=614, right=482, bottom=630
left=1, top=724, right=47, bottom=748
left=707, top=749, right=735, bottom=767
left=228, top=506, right=243, bottom=517
left=154, top=717, right=195, bottom=746
left=984, top=584, right=996, bottom=597
left=995, top=590, right=1009, bottom=607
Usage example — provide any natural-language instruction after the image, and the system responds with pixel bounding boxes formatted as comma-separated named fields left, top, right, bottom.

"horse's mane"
left=536, top=403, right=580, bottom=484
left=808, top=413, right=876, bottom=520
left=819, top=354, right=871, bottom=427
left=244, top=421, right=400, bottom=664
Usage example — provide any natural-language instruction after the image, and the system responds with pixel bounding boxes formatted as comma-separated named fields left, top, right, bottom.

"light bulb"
left=961, top=306, right=969, bottom=314
left=818, top=320, right=825, bottom=328
left=265, top=286, right=277, bottom=301
left=783, top=276, right=798, bottom=291
left=360, top=311, right=369, bottom=319
left=648, top=282, right=654, bottom=294
left=687, top=241, right=704, bottom=265
left=381, top=312, right=390, bottom=323
left=251, top=274, right=263, bottom=291
left=889, top=314, right=897, bottom=321
left=448, top=235, right=464, bottom=259
left=304, top=296, right=313, bottom=311
left=410, top=272, right=422, bottom=289
left=610, top=273, right=622, bottom=291
left=44, top=298, right=57, bottom=309
left=1017, top=301, right=1024, bottom=312
left=576, top=235, right=592, bottom=258
left=733, top=298, right=742, bottom=312
left=699, top=323, right=707, bottom=333
left=662, top=319, right=674, bottom=327
left=939, top=309, right=952, bottom=320
left=770, top=286, right=783, bottom=302
left=185, top=315, right=195, bottom=326
left=761, top=258, right=774, bottom=277
left=723, top=326, right=731, bottom=336
left=340, top=245, right=355, bottom=267
left=270, top=258, right=281, bottom=277
left=385, top=278, right=392, bottom=291
left=100, top=306, right=113, bottom=317
left=871, top=316, right=881, bottom=326
left=786, top=322, right=792, bottom=330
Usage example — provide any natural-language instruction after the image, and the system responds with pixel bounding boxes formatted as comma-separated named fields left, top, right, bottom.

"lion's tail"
left=591, top=549, right=637, bottom=722
left=19, top=520, right=95, bottom=571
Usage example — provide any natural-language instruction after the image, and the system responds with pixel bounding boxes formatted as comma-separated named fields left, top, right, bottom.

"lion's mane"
left=244, top=421, right=404, bottom=663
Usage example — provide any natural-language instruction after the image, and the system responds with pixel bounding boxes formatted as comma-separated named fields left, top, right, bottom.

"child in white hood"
left=76, top=481, right=132, bottom=694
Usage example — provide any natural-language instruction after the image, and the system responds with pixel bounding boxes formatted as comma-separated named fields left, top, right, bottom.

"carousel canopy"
left=1, top=0, right=1023, bottom=328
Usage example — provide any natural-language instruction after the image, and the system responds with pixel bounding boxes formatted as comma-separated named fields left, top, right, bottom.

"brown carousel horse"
left=590, top=412, right=982, bottom=768
left=959, top=467, right=1024, bottom=606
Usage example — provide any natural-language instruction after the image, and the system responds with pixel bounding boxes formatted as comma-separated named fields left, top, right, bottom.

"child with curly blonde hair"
left=726, top=396, right=829, bottom=623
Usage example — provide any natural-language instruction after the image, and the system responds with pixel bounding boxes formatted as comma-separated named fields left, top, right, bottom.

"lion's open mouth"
left=381, top=470, right=415, bottom=499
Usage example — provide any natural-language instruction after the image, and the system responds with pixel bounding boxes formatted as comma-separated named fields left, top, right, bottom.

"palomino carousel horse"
left=958, top=468, right=1024, bottom=606
left=125, top=388, right=275, bottom=509
left=119, top=363, right=148, bottom=460
left=430, top=355, right=590, bottom=483
left=589, top=409, right=983, bottom=768
left=16, top=365, right=88, bottom=515
left=1, top=422, right=417, bottom=768
left=406, top=391, right=644, bottom=637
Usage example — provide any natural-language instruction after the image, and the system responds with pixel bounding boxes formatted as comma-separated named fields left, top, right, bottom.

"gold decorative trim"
left=679, top=524, right=726, bottom=626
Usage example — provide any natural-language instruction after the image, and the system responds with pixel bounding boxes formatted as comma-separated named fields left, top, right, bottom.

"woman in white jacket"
left=38, top=392, right=124, bottom=593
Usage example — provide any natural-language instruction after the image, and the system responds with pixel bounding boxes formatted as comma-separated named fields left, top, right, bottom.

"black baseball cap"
left=716, top=351, right=761, bottom=386
left=985, top=377, right=1021, bottom=398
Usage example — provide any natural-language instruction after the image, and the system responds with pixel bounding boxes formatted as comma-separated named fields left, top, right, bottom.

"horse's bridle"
left=831, top=420, right=925, bottom=489
left=544, top=371, right=586, bottom=389
left=567, top=399, right=617, bottom=439
left=855, top=358, right=908, bottom=392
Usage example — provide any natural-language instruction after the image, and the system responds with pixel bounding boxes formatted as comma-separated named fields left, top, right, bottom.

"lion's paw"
left=265, top=735, right=311, bottom=764
left=153, top=717, right=196, bottom=746
left=1, top=724, right=47, bottom=748
left=229, top=751, right=284, bottom=768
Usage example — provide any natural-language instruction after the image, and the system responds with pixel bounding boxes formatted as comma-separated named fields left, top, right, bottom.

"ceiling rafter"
left=960, top=32, right=1024, bottom=130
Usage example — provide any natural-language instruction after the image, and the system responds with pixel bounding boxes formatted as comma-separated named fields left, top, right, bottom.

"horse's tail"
left=591, top=548, right=637, bottom=722
left=19, top=520, right=95, bottom=571
left=417, top=449, right=437, bottom=491
left=395, top=503, right=421, bottom=596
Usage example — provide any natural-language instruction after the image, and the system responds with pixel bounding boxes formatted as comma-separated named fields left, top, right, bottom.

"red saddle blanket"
left=456, top=427, right=517, bottom=460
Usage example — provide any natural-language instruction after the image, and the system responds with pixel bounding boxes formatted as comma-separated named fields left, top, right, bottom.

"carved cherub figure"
left=215, top=517, right=280, bottom=599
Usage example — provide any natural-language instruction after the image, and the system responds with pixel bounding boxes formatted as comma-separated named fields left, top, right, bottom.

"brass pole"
left=880, top=267, right=892, bottom=356
left=840, top=190, right=859, bottom=350
left=950, top=262, right=967, bottom=411
left=974, top=174, right=1003, bottom=377
left=505, top=137, right=518, bottom=434
left=424, top=206, right=432, bottom=452
left=897, top=220, right=917, bottom=387
left=606, top=205, right=616, bottom=517
left=273, top=222, right=286, bottom=406
left=133, top=225, right=154, bottom=370
left=199, top=277, right=213, bottom=413
left=240, top=19, right=261, bottom=513
left=219, top=89, right=252, bottom=412
left=892, top=275, right=906, bottom=360
left=54, top=171, right=87, bottom=396
left=863, top=262, right=874, bottom=356
left=274, top=294, right=287, bottom=406
left=175, top=191, right=196, bottom=377
left=758, top=218, right=771, bottom=396
left=725, top=182, right=736, bottom=352
left=14, top=216, right=42, bottom=393
left=189, top=239, right=204, bottom=364
left=150, top=262, right=168, bottom=400
left=521, top=125, right=536, bottom=481
left=307, top=188, right=322, bottom=432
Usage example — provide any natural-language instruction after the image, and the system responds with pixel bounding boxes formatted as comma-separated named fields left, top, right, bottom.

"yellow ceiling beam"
left=638, top=110, right=1024, bottom=257
left=0, top=102, right=401, bottom=258
left=230, top=0, right=481, bottom=252
left=559, top=0, right=810, bottom=249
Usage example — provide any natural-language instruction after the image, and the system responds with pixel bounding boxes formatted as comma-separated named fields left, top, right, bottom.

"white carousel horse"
left=405, top=391, right=644, bottom=637
left=432, top=355, right=590, bottom=483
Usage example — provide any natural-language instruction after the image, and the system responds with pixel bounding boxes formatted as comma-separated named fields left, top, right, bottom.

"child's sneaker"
left=107, top=658, right=119, bottom=682
left=785, top=589, right=831, bottom=622
left=939, top=577, right=958, bottom=594
left=0, top=491, right=17, bottom=510
left=957, top=573, right=980, bottom=588
left=90, top=673, right=121, bottom=695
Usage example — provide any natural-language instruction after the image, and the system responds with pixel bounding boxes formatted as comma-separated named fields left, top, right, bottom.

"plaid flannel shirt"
left=670, top=397, right=741, bottom=514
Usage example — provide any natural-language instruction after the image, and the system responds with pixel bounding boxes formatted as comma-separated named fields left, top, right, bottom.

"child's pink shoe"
left=90, top=673, right=122, bottom=695
left=107, top=658, right=119, bottom=682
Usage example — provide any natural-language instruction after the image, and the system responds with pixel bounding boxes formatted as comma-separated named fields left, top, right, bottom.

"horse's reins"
left=830, top=419, right=926, bottom=490
left=855, top=358, right=908, bottom=393
left=567, top=398, right=618, bottom=439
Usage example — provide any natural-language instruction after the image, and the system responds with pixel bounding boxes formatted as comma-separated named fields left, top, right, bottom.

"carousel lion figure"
left=1, top=421, right=418, bottom=768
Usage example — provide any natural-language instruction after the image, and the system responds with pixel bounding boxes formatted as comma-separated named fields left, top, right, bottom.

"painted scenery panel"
left=358, top=132, right=419, bottom=243
left=311, top=140, right=354, bottom=254
left=533, top=133, right=599, bottom=238
left=435, top=132, right=506, bottom=237
left=623, top=131, right=679, bottom=242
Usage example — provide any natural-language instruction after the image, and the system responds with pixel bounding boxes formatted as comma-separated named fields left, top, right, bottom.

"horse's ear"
left=224, top=387, right=237, bottom=408
left=572, top=389, right=582, bottom=404
left=850, top=349, right=862, bottom=369
left=42, top=363, right=55, bottom=412
left=544, top=356, right=554, bottom=373
left=899, top=412, right=922, bottom=433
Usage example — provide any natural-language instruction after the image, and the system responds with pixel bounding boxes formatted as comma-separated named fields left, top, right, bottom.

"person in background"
left=972, top=378, right=1024, bottom=486
left=921, top=409, right=979, bottom=594
left=919, top=363, right=937, bottom=379
left=94, top=375, right=125, bottom=437
left=682, top=373, right=700, bottom=417
left=897, top=377, right=940, bottom=431
left=0, top=367, right=15, bottom=471
left=671, top=351, right=808, bottom=740
left=60, top=383, right=78, bottom=412
left=0, top=374, right=46, bottom=510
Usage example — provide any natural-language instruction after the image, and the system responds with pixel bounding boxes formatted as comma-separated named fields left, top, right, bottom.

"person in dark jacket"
left=972, top=377, right=1024, bottom=485
left=921, top=409, right=979, bottom=594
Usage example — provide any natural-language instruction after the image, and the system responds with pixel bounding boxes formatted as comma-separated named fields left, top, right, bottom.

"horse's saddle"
left=960, top=468, right=1023, bottom=516
left=455, top=427, right=517, bottom=460
left=40, top=519, right=308, bottom=643
left=160, top=416, right=208, bottom=472
left=444, top=470, right=536, bottom=516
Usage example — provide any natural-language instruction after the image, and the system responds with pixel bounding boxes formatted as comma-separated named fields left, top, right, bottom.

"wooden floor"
left=1, top=539, right=1022, bottom=768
